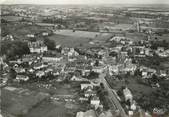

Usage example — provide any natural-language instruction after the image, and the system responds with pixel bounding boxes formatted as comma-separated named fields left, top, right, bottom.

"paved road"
left=99, top=73, right=128, bottom=117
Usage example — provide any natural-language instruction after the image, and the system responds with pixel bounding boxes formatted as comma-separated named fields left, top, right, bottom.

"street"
left=99, top=73, right=128, bottom=117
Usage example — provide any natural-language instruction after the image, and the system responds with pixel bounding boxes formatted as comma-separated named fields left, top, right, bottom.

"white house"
left=28, top=41, right=48, bottom=53
left=36, top=71, right=45, bottom=78
left=123, top=87, right=133, bottom=102
left=26, top=34, right=35, bottom=38
left=16, top=75, right=29, bottom=82
left=90, top=96, right=100, bottom=107
left=76, top=110, right=97, bottom=117
left=42, top=56, right=63, bottom=62
left=81, top=83, right=93, bottom=90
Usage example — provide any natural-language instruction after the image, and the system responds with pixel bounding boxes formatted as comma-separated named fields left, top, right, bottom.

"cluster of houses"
left=76, top=82, right=115, bottom=117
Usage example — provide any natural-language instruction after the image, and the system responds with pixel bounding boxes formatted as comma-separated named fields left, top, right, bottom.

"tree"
left=1, top=40, right=30, bottom=60
left=9, top=68, right=16, bottom=80
left=100, top=83, right=105, bottom=89
left=44, top=38, right=56, bottom=50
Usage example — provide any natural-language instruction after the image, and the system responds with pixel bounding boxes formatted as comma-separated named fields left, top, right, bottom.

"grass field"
left=48, top=34, right=92, bottom=48
left=2, top=16, right=22, bottom=21
left=54, top=29, right=110, bottom=38
left=25, top=100, right=74, bottom=117
left=110, top=24, right=134, bottom=31
left=50, top=30, right=112, bottom=48
left=1, top=87, right=49, bottom=116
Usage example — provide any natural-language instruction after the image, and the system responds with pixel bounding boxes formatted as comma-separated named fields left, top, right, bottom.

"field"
left=2, top=80, right=87, bottom=117
left=53, top=29, right=110, bottom=38
left=107, top=76, right=156, bottom=98
left=1, top=87, right=49, bottom=116
left=125, top=32, right=147, bottom=41
left=48, top=34, right=93, bottom=48
left=110, top=24, right=134, bottom=31
left=25, top=100, right=75, bottom=117
left=1, top=22, right=49, bottom=39
left=2, top=16, right=22, bottom=21
left=49, top=30, right=113, bottom=48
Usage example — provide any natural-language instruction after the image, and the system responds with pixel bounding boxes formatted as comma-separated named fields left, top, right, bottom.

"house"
left=84, top=88, right=96, bottom=97
left=68, top=56, right=77, bottom=62
left=76, top=110, right=97, bottom=117
left=79, top=97, right=89, bottom=102
left=2, top=34, right=14, bottom=41
left=157, top=47, right=164, bottom=52
left=90, top=96, right=100, bottom=107
left=61, top=47, right=70, bottom=55
left=14, top=67, right=26, bottom=73
left=140, top=66, right=156, bottom=78
left=110, top=36, right=126, bottom=42
left=42, top=32, right=49, bottom=36
left=33, top=63, right=48, bottom=70
left=92, top=66, right=104, bottom=73
left=26, top=34, right=35, bottom=38
left=145, top=48, right=154, bottom=56
left=70, top=75, right=88, bottom=82
left=159, top=70, right=167, bottom=77
left=42, top=54, right=63, bottom=62
left=109, top=65, right=119, bottom=75
left=16, top=75, right=29, bottom=82
left=53, top=69, right=62, bottom=76
left=68, top=48, right=79, bottom=57
left=123, top=87, right=133, bottom=103
left=98, top=110, right=113, bottom=117
left=81, top=83, right=93, bottom=90
left=36, top=71, right=45, bottom=78
left=28, top=41, right=47, bottom=53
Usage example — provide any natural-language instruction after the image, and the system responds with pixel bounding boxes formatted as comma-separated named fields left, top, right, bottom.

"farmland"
left=53, top=29, right=110, bottom=38
left=1, top=80, right=88, bottom=117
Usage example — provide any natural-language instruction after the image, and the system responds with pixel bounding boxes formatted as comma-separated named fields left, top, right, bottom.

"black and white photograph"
left=0, top=0, right=169, bottom=117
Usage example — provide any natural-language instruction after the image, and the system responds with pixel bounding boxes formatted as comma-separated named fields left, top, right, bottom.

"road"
left=98, top=73, right=128, bottom=117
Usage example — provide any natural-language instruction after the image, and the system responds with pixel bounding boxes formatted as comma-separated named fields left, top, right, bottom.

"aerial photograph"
left=0, top=0, right=169, bottom=117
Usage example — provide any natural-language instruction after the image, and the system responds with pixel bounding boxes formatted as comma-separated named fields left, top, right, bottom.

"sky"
left=1, top=0, right=169, bottom=4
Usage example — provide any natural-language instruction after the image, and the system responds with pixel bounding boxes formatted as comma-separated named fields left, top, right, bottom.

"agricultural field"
left=53, top=29, right=110, bottom=38
left=49, top=30, right=113, bottom=48
left=24, top=99, right=81, bottom=117
left=1, top=22, right=49, bottom=39
left=1, top=80, right=87, bottom=117
left=1, top=87, right=49, bottom=117
left=48, top=34, right=92, bottom=48
left=2, top=16, right=22, bottom=22
left=110, top=24, right=134, bottom=31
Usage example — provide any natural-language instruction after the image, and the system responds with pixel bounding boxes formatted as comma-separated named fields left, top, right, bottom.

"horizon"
left=1, top=0, right=169, bottom=5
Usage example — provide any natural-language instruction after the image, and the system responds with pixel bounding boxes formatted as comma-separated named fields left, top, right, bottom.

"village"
left=1, top=4, right=169, bottom=117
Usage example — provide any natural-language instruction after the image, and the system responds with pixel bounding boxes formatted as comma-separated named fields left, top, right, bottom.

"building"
left=36, top=71, right=45, bottom=78
left=42, top=55, right=63, bottom=62
left=70, top=75, right=88, bottom=82
left=16, top=75, right=29, bottom=82
left=81, top=83, right=93, bottom=90
left=84, top=88, right=96, bottom=97
left=76, top=110, right=97, bottom=117
left=123, top=87, right=133, bottom=103
left=90, top=96, right=100, bottom=107
left=28, top=41, right=47, bottom=53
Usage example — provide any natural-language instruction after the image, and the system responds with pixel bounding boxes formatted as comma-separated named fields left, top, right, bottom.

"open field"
left=1, top=22, right=49, bottom=39
left=1, top=87, right=49, bottom=116
left=25, top=100, right=74, bottom=117
left=11, top=80, right=80, bottom=96
left=48, top=34, right=92, bottom=48
left=54, top=29, right=110, bottom=38
left=2, top=16, right=22, bottom=21
left=50, top=30, right=113, bottom=48
left=107, top=76, right=156, bottom=98
left=110, top=24, right=134, bottom=31
left=2, top=80, right=87, bottom=117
